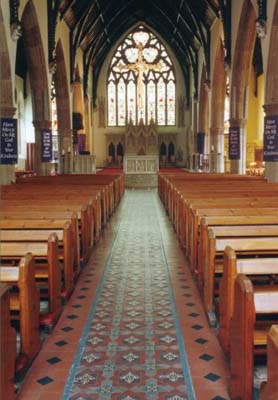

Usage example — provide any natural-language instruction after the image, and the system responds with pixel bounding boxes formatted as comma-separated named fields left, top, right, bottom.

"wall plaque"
left=41, top=130, right=52, bottom=162
left=0, top=118, right=18, bottom=164
left=229, top=126, right=240, bottom=160
left=263, top=115, right=278, bottom=161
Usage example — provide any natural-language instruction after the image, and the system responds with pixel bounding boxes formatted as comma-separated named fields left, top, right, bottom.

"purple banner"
left=0, top=118, right=18, bottom=164
left=229, top=126, right=240, bottom=160
left=263, top=115, right=278, bottom=161
left=41, top=130, right=52, bottom=162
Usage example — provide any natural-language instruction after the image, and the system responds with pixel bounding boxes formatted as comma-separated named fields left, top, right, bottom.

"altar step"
left=124, top=173, right=158, bottom=188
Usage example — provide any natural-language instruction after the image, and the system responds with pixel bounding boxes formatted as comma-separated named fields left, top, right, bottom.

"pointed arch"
left=264, top=1, right=278, bottom=182
left=0, top=6, right=14, bottom=116
left=211, top=40, right=226, bottom=138
left=230, top=0, right=257, bottom=121
left=210, top=39, right=226, bottom=172
left=21, top=0, right=50, bottom=124
left=0, top=5, right=16, bottom=185
left=265, top=2, right=278, bottom=106
left=229, top=0, right=257, bottom=174
left=198, top=64, right=209, bottom=152
left=107, top=24, right=176, bottom=126
left=54, top=39, right=71, bottom=142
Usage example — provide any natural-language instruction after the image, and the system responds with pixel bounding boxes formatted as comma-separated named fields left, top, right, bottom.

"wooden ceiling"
left=53, top=0, right=227, bottom=102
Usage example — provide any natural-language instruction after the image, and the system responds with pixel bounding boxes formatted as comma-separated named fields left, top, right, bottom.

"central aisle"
left=17, top=190, right=230, bottom=400
left=63, top=190, right=195, bottom=399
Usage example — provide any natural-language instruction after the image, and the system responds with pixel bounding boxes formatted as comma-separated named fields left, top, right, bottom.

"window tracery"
left=107, top=25, right=176, bottom=126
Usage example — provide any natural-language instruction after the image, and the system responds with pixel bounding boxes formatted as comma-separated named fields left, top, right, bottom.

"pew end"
left=230, top=275, right=278, bottom=400
left=260, top=325, right=278, bottom=400
left=0, top=253, right=41, bottom=377
left=0, top=284, right=16, bottom=400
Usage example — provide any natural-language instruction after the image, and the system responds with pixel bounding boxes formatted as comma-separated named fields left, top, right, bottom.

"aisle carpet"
left=62, top=191, right=195, bottom=399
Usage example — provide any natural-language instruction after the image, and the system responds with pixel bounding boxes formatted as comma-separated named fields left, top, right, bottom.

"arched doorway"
left=168, top=142, right=175, bottom=162
left=108, top=142, right=115, bottom=164
left=117, top=142, right=124, bottom=167
left=21, top=0, right=51, bottom=174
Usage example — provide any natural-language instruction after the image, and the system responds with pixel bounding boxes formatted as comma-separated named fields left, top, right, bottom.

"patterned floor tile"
left=17, top=190, right=231, bottom=400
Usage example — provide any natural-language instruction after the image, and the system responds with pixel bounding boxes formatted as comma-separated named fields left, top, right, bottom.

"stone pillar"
left=210, top=127, right=224, bottom=172
left=57, top=131, right=73, bottom=174
left=32, top=119, right=52, bottom=175
left=0, top=105, right=17, bottom=185
left=84, top=95, right=90, bottom=151
left=229, top=118, right=247, bottom=174
left=264, top=104, right=278, bottom=182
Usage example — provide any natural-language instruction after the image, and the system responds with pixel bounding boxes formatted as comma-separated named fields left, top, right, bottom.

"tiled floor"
left=16, top=190, right=230, bottom=400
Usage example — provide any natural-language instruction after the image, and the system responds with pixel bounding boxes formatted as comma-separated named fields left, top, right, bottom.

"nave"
left=16, top=190, right=230, bottom=400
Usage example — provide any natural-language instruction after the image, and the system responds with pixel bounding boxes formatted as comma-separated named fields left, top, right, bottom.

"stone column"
left=264, top=104, right=278, bottom=182
left=0, top=105, right=17, bottom=185
left=32, top=119, right=52, bottom=175
left=57, top=131, right=73, bottom=174
left=229, top=118, right=247, bottom=174
left=210, top=127, right=224, bottom=172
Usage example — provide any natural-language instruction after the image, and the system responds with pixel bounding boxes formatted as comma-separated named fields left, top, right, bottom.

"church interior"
left=1, top=0, right=278, bottom=399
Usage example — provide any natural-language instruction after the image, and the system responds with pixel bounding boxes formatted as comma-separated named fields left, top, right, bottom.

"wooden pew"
left=198, top=216, right=278, bottom=285
left=188, top=205, right=278, bottom=271
left=0, top=284, right=16, bottom=400
left=12, top=175, right=121, bottom=222
left=0, top=254, right=41, bottom=372
left=16, top=173, right=124, bottom=208
left=230, top=274, right=278, bottom=400
left=1, top=209, right=88, bottom=261
left=0, top=225, right=74, bottom=299
left=0, top=233, right=61, bottom=328
left=204, top=232, right=278, bottom=324
left=2, top=193, right=99, bottom=246
left=260, top=325, right=278, bottom=400
left=218, top=246, right=278, bottom=353
left=198, top=222, right=278, bottom=288
left=0, top=217, right=80, bottom=281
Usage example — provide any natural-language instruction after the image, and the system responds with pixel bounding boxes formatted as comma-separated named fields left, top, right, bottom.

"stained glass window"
left=51, top=80, right=58, bottom=160
left=107, top=25, right=176, bottom=126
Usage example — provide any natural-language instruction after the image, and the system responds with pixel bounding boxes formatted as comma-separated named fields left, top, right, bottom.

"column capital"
left=32, top=120, right=52, bottom=130
left=263, top=104, right=278, bottom=116
left=210, top=127, right=223, bottom=136
left=0, top=105, right=17, bottom=118
left=229, top=118, right=246, bottom=128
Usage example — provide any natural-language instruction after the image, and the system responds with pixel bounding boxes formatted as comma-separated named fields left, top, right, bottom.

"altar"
left=124, top=118, right=158, bottom=187
left=106, top=118, right=177, bottom=187
left=124, top=154, right=159, bottom=173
